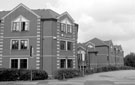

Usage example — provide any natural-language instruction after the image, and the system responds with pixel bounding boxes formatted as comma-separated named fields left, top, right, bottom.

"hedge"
left=54, top=69, right=81, bottom=80
left=54, top=66, right=135, bottom=80
left=85, top=65, right=135, bottom=75
left=0, top=68, right=48, bottom=81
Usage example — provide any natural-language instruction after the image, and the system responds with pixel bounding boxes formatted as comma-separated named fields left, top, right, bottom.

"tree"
left=124, top=52, right=135, bottom=67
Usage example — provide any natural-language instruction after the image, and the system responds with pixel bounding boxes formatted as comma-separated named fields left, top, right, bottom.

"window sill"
left=11, top=31, right=29, bottom=32
left=60, top=50, right=73, bottom=52
left=11, top=49, right=29, bottom=51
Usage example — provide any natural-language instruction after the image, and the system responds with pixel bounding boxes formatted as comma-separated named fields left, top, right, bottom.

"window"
left=77, top=54, right=82, bottom=61
left=67, top=24, right=72, bottom=33
left=11, top=59, right=18, bottom=69
left=60, top=23, right=64, bottom=32
left=20, top=40, right=28, bottom=49
left=88, top=45, right=94, bottom=48
left=67, top=42, right=73, bottom=50
left=21, top=21, right=29, bottom=31
left=20, top=59, right=27, bottom=69
left=60, top=41, right=66, bottom=50
left=60, top=59, right=73, bottom=68
left=60, top=59, right=66, bottom=68
left=12, top=16, right=29, bottom=32
left=12, top=40, right=19, bottom=50
left=60, top=23, right=72, bottom=33
left=11, top=39, right=29, bottom=50
left=11, top=58, right=28, bottom=69
left=67, top=59, right=73, bottom=68
left=12, top=22, right=20, bottom=31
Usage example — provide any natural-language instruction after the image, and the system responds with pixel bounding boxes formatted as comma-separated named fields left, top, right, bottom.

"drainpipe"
left=107, top=46, right=110, bottom=66
left=114, top=48, right=116, bottom=66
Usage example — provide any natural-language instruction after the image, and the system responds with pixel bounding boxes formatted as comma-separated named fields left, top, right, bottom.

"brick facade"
left=0, top=4, right=78, bottom=76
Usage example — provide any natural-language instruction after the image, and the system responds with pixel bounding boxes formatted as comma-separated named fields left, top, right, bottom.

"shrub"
left=0, top=68, right=48, bottom=81
left=54, top=69, right=81, bottom=80
left=0, top=69, right=19, bottom=81
left=85, top=65, right=135, bottom=75
left=32, top=70, right=48, bottom=80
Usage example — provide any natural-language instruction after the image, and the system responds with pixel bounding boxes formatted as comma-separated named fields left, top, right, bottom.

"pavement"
left=1, top=70, right=135, bottom=85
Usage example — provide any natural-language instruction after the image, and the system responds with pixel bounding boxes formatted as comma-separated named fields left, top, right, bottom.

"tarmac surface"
left=1, top=70, right=135, bottom=85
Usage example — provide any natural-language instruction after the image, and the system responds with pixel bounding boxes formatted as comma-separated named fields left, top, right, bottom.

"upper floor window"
left=11, top=39, right=29, bottom=50
left=20, top=40, right=28, bottom=49
left=60, top=18, right=73, bottom=34
left=12, top=40, right=19, bottom=50
left=67, top=24, right=72, bottom=33
left=67, top=42, right=73, bottom=50
left=60, top=41, right=66, bottom=50
left=60, top=41, right=73, bottom=51
left=12, top=15, right=29, bottom=32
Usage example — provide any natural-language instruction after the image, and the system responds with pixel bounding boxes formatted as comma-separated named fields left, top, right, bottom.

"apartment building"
left=77, top=38, right=124, bottom=69
left=114, top=45, right=124, bottom=66
left=0, top=3, right=78, bottom=76
left=77, top=43, right=98, bottom=70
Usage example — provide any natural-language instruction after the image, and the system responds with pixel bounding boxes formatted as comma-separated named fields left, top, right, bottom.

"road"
left=1, top=70, right=135, bottom=85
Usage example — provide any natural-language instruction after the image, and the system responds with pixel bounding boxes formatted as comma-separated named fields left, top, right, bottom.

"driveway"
left=1, top=70, right=135, bottom=85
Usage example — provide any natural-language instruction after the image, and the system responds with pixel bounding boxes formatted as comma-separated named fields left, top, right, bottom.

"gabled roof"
left=104, top=40, right=113, bottom=46
left=0, top=3, right=71, bottom=20
left=2, top=3, right=40, bottom=19
left=85, top=38, right=108, bottom=47
left=0, top=11, right=10, bottom=19
left=114, top=45, right=123, bottom=51
left=77, top=43, right=86, bottom=51
left=33, top=9, right=60, bottom=19
left=57, top=12, right=74, bottom=22
left=77, top=43, right=98, bottom=53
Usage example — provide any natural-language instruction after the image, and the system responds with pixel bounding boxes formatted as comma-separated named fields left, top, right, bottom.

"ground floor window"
left=67, top=59, right=73, bottom=68
left=60, top=59, right=73, bottom=69
left=60, top=59, right=66, bottom=68
left=11, top=59, right=18, bottom=69
left=11, top=58, right=28, bottom=69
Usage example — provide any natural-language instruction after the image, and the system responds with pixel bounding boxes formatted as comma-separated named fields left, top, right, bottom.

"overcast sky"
left=0, top=0, right=135, bottom=56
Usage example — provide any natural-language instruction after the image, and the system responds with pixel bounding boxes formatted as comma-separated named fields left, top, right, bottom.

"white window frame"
left=59, top=58, right=74, bottom=69
left=67, top=41, right=73, bottom=51
left=60, top=18, right=73, bottom=33
left=60, top=40, right=74, bottom=51
left=11, top=15, right=30, bottom=32
left=10, top=58, right=28, bottom=69
left=10, top=39, right=29, bottom=50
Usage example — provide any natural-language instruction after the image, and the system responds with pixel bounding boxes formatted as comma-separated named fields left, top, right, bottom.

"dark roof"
left=0, top=11, right=10, bottom=19
left=86, top=38, right=108, bottom=46
left=104, top=40, right=113, bottom=46
left=114, top=45, right=123, bottom=51
left=77, top=43, right=98, bottom=53
left=0, top=9, right=60, bottom=19
left=33, top=9, right=60, bottom=19
left=77, top=43, right=86, bottom=50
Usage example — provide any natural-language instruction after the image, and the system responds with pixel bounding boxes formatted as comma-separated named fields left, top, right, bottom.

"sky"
left=0, top=0, right=135, bottom=56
